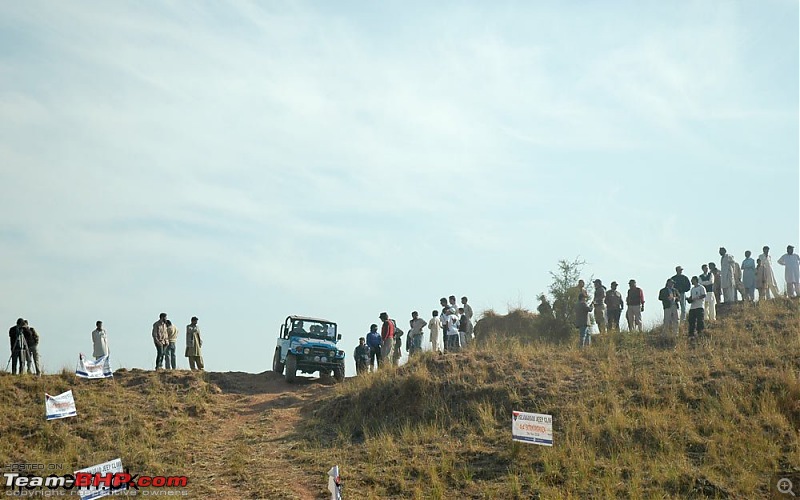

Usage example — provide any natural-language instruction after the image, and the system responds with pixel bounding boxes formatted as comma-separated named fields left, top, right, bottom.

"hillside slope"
left=1, top=299, right=799, bottom=498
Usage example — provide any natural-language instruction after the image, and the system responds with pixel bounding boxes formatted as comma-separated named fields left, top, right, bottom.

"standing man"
left=741, top=251, right=757, bottom=301
left=592, top=279, right=607, bottom=333
left=23, top=320, right=41, bottom=376
left=756, top=259, right=768, bottom=300
left=443, top=308, right=461, bottom=352
left=719, top=247, right=736, bottom=303
left=458, top=308, right=471, bottom=348
left=709, top=262, right=722, bottom=304
left=408, top=311, right=426, bottom=356
left=575, top=294, right=593, bottom=348
left=152, top=313, right=169, bottom=370
left=164, top=320, right=179, bottom=370
left=379, top=312, right=395, bottom=364
left=778, top=245, right=800, bottom=298
left=92, top=321, right=109, bottom=360
left=670, top=266, right=691, bottom=322
left=658, top=279, right=679, bottom=337
left=759, top=246, right=782, bottom=299
left=353, top=338, right=370, bottom=376
left=699, top=264, right=716, bottom=321
left=687, top=276, right=706, bottom=339
left=185, top=316, right=204, bottom=371
left=460, top=297, right=474, bottom=323
left=428, top=311, right=441, bottom=353
left=604, top=282, right=624, bottom=331
left=8, top=318, right=27, bottom=375
left=625, top=279, right=645, bottom=332
left=366, top=324, right=382, bottom=371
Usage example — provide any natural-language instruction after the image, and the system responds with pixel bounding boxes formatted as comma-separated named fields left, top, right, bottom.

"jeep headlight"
left=303, top=348, right=311, bottom=355
left=330, top=350, right=336, bottom=357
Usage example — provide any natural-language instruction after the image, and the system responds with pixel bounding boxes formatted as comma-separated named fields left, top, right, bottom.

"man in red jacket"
left=379, top=312, right=395, bottom=363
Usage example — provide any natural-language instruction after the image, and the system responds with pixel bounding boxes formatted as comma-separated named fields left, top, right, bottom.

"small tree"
left=544, top=257, right=587, bottom=342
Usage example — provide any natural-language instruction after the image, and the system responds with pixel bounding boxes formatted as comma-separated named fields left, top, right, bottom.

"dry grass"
left=294, top=299, right=800, bottom=498
left=2, top=299, right=799, bottom=498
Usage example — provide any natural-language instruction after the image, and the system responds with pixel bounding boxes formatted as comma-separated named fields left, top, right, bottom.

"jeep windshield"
left=289, top=319, right=336, bottom=341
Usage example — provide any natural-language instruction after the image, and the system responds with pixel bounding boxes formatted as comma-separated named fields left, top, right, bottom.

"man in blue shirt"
left=365, top=324, right=382, bottom=371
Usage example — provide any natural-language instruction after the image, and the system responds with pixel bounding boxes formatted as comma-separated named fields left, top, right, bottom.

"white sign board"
left=512, top=411, right=552, bottom=446
left=74, top=458, right=125, bottom=500
left=45, top=390, right=77, bottom=421
left=76, top=355, right=113, bottom=379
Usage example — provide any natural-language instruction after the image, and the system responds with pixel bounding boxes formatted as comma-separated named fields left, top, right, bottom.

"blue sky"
left=1, top=1, right=797, bottom=376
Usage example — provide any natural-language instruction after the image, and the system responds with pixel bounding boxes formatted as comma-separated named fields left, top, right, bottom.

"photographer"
left=23, top=320, right=41, bottom=375
left=7, top=318, right=26, bottom=375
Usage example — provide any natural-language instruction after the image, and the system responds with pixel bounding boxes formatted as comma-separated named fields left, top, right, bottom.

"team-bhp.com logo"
left=4, top=470, right=188, bottom=491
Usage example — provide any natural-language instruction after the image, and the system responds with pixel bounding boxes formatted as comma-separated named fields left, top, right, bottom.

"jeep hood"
left=289, top=336, right=338, bottom=350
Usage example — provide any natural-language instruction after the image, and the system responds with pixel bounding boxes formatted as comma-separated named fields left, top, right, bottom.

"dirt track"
left=192, top=371, right=333, bottom=499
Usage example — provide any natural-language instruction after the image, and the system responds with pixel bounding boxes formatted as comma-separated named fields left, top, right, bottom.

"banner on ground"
left=45, top=390, right=77, bottom=421
left=76, top=354, right=113, bottom=379
left=327, top=465, right=342, bottom=500
left=75, top=458, right=125, bottom=500
left=512, top=411, right=553, bottom=446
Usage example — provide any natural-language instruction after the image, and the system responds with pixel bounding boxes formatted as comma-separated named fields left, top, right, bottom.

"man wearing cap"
left=625, top=280, right=645, bottom=332
left=719, top=247, right=737, bottom=303
left=778, top=245, right=800, bottom=298
left=658, top=279, right=679, bottom=337
left=185, top=316, right=204, bottom=371
left=604, top=282, right=624, bottom=331
left=592, top=279, right=607, bottom=333
left=670, top=266, right=691, bottom=322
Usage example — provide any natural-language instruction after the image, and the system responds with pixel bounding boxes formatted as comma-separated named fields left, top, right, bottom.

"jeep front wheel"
left=285, top=354, right=297, bottom=383
left=333, top=364, right=345, bottom=383
left=272, top=348, right=284, bottom=375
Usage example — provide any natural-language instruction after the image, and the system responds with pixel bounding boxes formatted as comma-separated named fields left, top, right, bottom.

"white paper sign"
left=74, top=458, right=125, bottom=500
left=45, top=390, right=77, bottom=421
left=512, top=411, right=553, bottom=446
left=76, top=354, right=113, bottom=379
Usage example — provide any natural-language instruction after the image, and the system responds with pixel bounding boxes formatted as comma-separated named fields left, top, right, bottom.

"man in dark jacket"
left=670, top=266, right=691, bottom=322
left=353, top=337, right=370, bottom=375
left=8, top=318, right=27, bottom=375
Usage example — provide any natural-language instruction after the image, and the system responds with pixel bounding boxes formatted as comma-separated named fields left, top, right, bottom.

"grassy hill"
left=1, top=299, right=799, bottom=498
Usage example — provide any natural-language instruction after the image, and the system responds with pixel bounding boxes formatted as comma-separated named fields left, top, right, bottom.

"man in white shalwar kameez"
left=778, top=245, right=800, bottom=298
left=719, top=247, right=736, bottom=304
left=758, top=246, right=782, bottom=299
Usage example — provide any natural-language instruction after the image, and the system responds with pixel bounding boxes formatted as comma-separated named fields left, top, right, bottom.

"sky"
left=1, top=1, right=797, bottom=377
